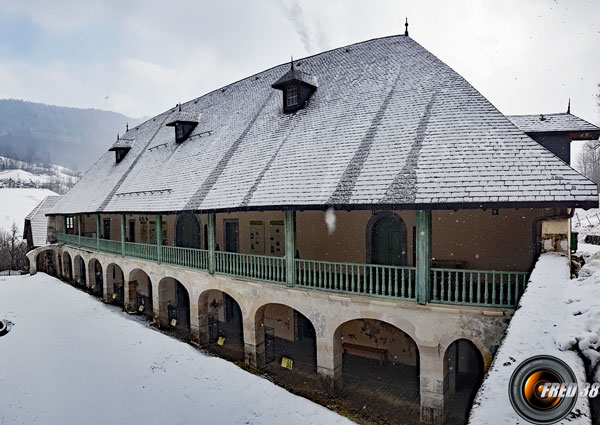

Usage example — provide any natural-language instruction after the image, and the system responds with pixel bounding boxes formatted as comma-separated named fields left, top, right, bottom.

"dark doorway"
left=92, top=260, right=103, bottom=296
left=224, top=220, right=239, bottom=253
left=128, top=219, right=135, bottom=242
left=103, top=219, right=111, bottom=239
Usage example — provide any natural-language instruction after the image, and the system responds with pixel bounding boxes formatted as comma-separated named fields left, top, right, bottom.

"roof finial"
left=178, top=102, right=181, bottom=112
left=567, top=98, right=571, bottom=114
left=404, top=17, right=409, bottom=36
left=126, top=122, right=129, bottom=131
left=290, top=55, right=294, bottom=70
left=117, top=133, right=120, bottom=140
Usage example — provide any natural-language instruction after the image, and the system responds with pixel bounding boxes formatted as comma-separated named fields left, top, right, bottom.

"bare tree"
left=576, top=84, right=600, bottom=184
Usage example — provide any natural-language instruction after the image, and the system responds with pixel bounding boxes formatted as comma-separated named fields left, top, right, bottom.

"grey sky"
left=1, top=0, right=598, bottom=128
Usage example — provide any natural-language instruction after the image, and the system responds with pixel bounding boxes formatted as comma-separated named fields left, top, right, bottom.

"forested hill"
left=0, top=99, right=144, bottom=172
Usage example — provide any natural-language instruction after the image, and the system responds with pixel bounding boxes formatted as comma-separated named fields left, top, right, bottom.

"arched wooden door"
left=369, top=213, right=407, bottom=266
left=175, top=213, right=201, bottom=249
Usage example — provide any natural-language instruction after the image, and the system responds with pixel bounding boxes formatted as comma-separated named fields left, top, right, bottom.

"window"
left=66, top=216, right=74, bottom=230
left=286, top=86, right=298, bottom=107
left=176, top=123, right=184, bottom=140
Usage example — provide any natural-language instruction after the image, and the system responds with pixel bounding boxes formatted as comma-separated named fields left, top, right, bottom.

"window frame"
left=286, top=85, right=299, bottom=108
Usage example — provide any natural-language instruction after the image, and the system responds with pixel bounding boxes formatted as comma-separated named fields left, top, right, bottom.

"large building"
left=29, top=33, right=599, bottom=424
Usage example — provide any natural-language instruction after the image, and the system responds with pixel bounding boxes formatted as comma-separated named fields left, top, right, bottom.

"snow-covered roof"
left=25, top=195, right=61, bottom=246
left=507, top=113, right=600, bottom=136
left=271, top=66, right=317, bottom=89
left=166, top=110, right=200, bottom=126
left=108, top=137, right=135, bottom=151
left=50, top=35, right=598, bottom=215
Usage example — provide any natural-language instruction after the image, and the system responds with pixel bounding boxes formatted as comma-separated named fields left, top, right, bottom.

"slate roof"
left=271, top=66, right=317, bottom=89
left=50, top=35, right=598, bottom=215
left=108, top=137, right=135, bottom=151
left=25, top=196, right=61, bottom=246
left=507, top=113, right=600, bottom=135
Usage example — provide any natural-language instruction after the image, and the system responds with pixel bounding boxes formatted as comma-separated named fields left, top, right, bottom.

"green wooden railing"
left=99, top=239, right=122, bottom=255
left=55, top=232, right=527, bottom=307
left=431, top=268, right=529, bottom=307
left=296, top=259, right=416, bottom=300
left=215, top=251, right=286, bottom=283
left=124, top=241, right=158, bottom=262
left=162, top=246, right=208, bottom=270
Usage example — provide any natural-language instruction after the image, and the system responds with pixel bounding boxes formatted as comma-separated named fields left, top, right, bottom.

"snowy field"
left=0, top=188, right=57, bottom=232
left=0, top=273, right=354, bottom=425
left=469, top=253, right=596, bottom=424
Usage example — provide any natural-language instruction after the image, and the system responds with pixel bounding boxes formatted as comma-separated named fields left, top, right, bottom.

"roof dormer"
left=272, top=60, right=317, bottom=113
left=166, top=104, right=199, bottom=143
left=108, top=134, right=134, bottom=163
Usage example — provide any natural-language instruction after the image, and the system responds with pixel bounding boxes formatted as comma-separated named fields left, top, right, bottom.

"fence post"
left=77, top=215, right=81, bottom=247
left=284, top=210, right=296, bottom=287
left=96, top=214, right=100, bottom=251
left=416, top=209, right=432, bottom=304
left=120, top=214, right=125, bottom=256
left=207, top=213, right=216, bottom=274
left=156, top=214, right=162, bottom=264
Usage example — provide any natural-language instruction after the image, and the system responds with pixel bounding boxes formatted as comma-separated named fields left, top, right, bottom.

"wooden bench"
left=342, top=342, right=387, bottom=366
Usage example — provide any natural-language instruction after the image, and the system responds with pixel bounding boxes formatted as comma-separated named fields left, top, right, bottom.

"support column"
left=416, top=209, right=432, bottom=304
left=156, top=214, right=162, bottom=263
left=120, top=214, right=125, bottom=256
left=77, top=215, right=81, bottom=247
left=316, top=336, right=343, bottom=394
left=243, top=320, right=265, bottom=370
left=284, top=210, right=296, bottom=286
left=96, top=214, right=100, bottom=250
left=419, top=344, right=447, bottom=425
left=207, top=213, right=216, bottom=274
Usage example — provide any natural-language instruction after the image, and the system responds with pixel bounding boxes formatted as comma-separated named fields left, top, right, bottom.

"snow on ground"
left=0, top=188, right=57, bottom=232
left=0, top=273, right=354, bottom=425
left=0, top=169, right=55, bottom=185
left=469, top=254, right=591, bottom=425
left=573, top=208, right=600, bottom=241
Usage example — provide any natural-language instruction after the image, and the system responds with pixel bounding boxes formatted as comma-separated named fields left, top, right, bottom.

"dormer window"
left=286, top=86, right=298, bottom=107
left=272, top=60, right=317, bottom=114
left=108, top=134, right=134, bottom=163
left=166, top=105, right=199, bottom=143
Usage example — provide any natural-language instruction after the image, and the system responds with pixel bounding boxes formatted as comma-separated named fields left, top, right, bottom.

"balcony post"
left=96, top=214, right=100, bottom=251
left=207, top=213, right=216, bottom=274
left=416, top=209, right=432, bottom=304
left=120, top=214, right=125, bottom=256
left=284, top=210, right=296, bottom=286
left=156, top=214, right=162, bottom=264
left=77, top=215, right=81, bottom=247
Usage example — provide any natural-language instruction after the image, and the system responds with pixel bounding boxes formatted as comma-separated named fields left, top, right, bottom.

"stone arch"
left=366, top=211, right=407, bottom=265
left=73, top=255, right=86, bottom=286
left=106, top=263, right=125, bottom=306
left=175, top=213, right=201, bottom=249
left=333, top=318, right=420, bottom=419
left=198, top=289, right=244, bottom=361
left=158, top=277, right=191, bottom=335
left=128, top=268, right=153, bottom=319
left=62, top=251, right=73, bottom=282
left=87, top=258, right=104, bottom=297
left=443, top=338, right=484, bottom=424
left=253, top=303, right=317, bottom=374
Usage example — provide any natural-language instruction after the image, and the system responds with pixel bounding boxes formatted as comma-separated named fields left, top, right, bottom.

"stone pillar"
left=284, top=210, right=296, bottom=287
left=419, top=343, right=447, bottom=425
left=316, top=336, right=343, bottom=393
left=207, top=213, right=216, bottom=274
left=152, top=284, right=161, bottom=323
left=125, top=279, right=137, bottom=311
left=416, top=209, right=432, bottom=304
left=189, top=294, right=200, bottom=342
left=243, top=318, right=265, bottom=370
left=102, top=270, right=109, bottom=302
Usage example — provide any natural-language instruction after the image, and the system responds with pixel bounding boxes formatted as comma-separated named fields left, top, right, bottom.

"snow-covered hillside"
left=0, top=274, right=354, bottom=425
left=0, top=188, right=57, bottom=233
left=0, top=155, right=80, bottom=194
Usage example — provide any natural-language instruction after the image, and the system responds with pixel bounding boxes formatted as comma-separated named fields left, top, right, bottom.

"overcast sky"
left=1, top=0, right=598, bottom=127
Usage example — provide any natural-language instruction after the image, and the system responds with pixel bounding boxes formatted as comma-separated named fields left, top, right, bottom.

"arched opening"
left=366, top=212, right=407, bottom=266
left=62, top=252, right=73, bottom=282
left=158, top=277, right=190, bottom=335
left=73, top=255, right=86, bottom=287
left=198, top=289, right=244, bottom=361
left=254, top=304, right=316, bottom=378
left=36, top=250, right=57, bottom=276
left=444, top=339, right=484, bottom=425
left=334, top=319, right=420, bottom=422
left=129, top=268, right=153, bottom=319
left=88, top=259, right=103, bottom=297
left=175, top=213, right=201, bottom=248
left=106, top=264, right=125, bottom=306
left=36, top=251, right=47, bottom=274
